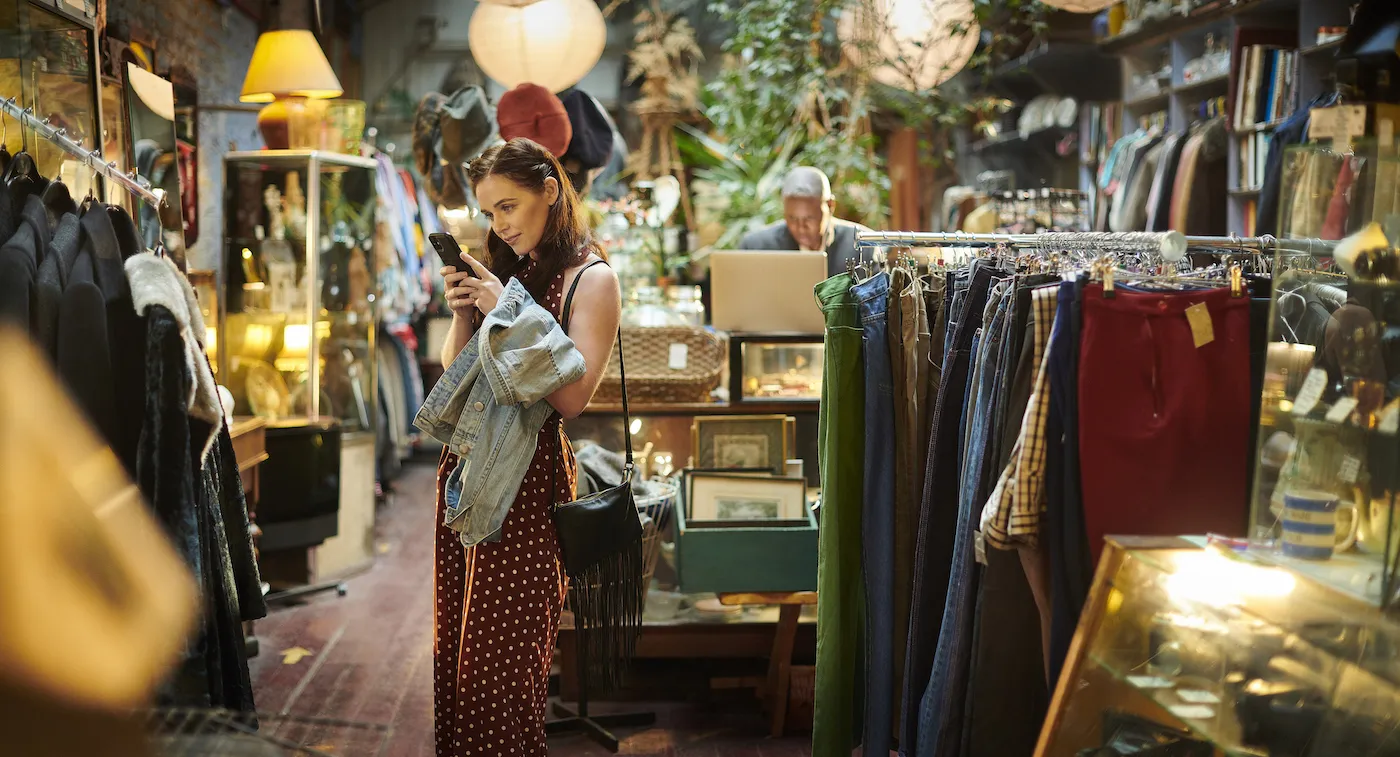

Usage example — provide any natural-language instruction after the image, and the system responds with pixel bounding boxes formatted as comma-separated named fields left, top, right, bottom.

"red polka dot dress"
left=433, top=259, right=575, bottom=755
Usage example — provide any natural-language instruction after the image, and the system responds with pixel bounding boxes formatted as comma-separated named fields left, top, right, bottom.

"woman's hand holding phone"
left=442, top=252, right=505, bottom=317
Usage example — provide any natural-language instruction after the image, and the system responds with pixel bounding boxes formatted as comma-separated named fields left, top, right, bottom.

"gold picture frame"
left=687, top=472, right=808, bottom=522
left=691, top=414, right=789, bottom=475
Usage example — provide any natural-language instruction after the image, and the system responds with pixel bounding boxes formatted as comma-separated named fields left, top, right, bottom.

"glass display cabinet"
left=0, top=0, right=101, bottom=197
left=727, top=333, right=824, bottom=404
left=1039, top=537, right=1400, bottom=757
left=1249, top=247, right=1400, bottom=612
left=219, top=151, right=378, bottom=438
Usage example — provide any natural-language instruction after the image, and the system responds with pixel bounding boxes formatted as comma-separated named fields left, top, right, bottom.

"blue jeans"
left=855, top=271, right=897, bottom=756
left=917, top=286, right=1012, bottom=757
left=899, top=265, right=1002, bottom=754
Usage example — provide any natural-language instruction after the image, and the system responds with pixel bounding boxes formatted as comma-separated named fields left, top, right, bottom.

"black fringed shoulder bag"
left=551, top=258, right=644, bottom=692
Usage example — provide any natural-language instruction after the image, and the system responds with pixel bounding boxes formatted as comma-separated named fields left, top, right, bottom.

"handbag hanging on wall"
left=551, top=258, right=645, bottom=692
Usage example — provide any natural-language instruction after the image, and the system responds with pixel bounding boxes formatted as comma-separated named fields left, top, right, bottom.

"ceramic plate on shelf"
left=1055, top=97, right=1078, bottom=128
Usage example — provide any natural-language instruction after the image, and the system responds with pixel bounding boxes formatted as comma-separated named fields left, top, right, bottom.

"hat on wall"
left=414, top=85, right=499, bottom=208
left=559, top=89, right=614, bottom=171
left=496, top=83, right=573, bottom=158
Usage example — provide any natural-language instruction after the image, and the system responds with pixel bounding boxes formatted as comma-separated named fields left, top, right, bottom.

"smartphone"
left=428, top=233, right=478, bottom=277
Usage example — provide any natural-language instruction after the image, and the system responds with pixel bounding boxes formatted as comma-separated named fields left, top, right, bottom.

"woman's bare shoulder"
left=564, top=255, right=619, bottom=299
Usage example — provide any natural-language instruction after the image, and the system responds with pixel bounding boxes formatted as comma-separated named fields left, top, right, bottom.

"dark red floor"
left=248, top=455, right=812, bottom=757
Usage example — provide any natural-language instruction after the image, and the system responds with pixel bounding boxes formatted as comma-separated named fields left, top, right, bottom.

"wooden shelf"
left=971, top=125, right=1075, bottom=154
left=1300, top=37, right=1343, bottom=58
left=1125, top=90, right=1171, bottom=110
left=1172, top=72, right=1232, bottom=96
left=581, top=400, right=820, bottom=417
left=1099, top=0, right=1299, bottom=54
left=1234, top=117, right=1289, bottom=134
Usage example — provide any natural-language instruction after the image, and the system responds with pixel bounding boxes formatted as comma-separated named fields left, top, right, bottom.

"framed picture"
left=679, top=467, right=771, bottom=518
left=692, top=415, right=789, bottom=475
left=688, top=472, right=808, bottom=522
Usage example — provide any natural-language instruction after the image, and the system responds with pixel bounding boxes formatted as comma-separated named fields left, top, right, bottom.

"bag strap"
left=561, top=258, right=632, bottom=469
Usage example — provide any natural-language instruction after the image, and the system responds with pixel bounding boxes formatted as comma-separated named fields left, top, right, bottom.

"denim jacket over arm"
left=414, top=277, right=587, bottom=546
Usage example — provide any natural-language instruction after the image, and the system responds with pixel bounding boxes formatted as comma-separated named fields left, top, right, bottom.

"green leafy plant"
left=697, top=0, right=889, bottom=240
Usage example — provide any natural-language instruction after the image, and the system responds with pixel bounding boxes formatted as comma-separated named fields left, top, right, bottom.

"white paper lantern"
left=840, top=0, right=980, bottom=92
left=468, top=0, right=607, bottom=93
left=1037, top=0, right=1117, bottom=13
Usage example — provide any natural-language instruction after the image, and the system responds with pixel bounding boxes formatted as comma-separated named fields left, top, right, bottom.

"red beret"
left=495, top=83, right=573, bottom=158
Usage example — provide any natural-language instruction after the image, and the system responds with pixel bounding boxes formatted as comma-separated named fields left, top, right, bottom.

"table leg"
left=767, top=604, right=800, bottom=738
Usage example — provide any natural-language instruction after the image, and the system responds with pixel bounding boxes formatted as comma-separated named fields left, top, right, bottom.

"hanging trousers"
left=813, top=274, right=867, bottom=757
left=889, top=268, right=930, bottom=736
left=963, top=277, right=1054, bottom=757
left=1045, top=279, right=1091, bottom=688
left=900, top=265, right=999, bottom=754
left=856, top=271, right=897, bottom=756
left=1077, top=283, right=1252, bottom=565
left=917, top=284, right=1012, bottom=757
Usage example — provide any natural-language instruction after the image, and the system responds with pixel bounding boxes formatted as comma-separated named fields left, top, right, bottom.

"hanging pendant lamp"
left=468, top=0, right=607, bottom=93
left=840, top=0, right=980, bottom=92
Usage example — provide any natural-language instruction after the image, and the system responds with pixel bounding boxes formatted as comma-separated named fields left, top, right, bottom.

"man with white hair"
left=739, top=166, right=870, bottom=277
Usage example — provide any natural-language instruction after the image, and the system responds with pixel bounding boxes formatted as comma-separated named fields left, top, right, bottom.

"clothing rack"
left=855, top=229, right=1337, bottom=261
left=0, top=96, right=165, bottom=209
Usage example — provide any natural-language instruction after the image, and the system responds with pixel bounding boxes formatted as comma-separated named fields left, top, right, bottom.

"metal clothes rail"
left=0, top=95, right=165, bottom=209
left=856, top=229, right=1337, bottom=262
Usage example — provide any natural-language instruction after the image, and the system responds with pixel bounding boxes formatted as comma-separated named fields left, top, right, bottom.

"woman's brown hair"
left=465, top=138, right=598, bottom=299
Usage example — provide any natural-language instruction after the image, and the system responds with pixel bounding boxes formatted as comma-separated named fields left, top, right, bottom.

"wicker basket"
left=593, top=327, right=723, bottom=404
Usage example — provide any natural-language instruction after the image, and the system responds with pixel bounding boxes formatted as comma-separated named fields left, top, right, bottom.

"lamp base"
left=258, top=97, right=307, bottom=150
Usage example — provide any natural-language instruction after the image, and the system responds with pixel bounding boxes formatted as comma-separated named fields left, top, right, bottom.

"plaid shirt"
left=978, top=284, right=1060, bottom=555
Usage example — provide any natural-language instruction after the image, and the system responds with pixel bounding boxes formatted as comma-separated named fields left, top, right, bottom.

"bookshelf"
left=1095, top=0, right=1353, bottom=235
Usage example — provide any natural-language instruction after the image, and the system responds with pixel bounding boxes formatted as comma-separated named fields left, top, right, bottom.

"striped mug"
left=1281, top=490, right=1357, bottom=560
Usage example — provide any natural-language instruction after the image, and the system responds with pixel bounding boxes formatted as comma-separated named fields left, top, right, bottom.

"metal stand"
left=264, top=580, right=349, bottom=606
left=545, top=626, right=654, bottom=752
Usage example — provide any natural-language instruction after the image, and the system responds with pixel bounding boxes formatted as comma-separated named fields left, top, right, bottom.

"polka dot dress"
left=433, top=260, right=576, bottom=755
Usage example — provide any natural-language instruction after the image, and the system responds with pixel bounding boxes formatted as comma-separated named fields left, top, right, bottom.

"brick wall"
left=107, top=0, right=261, bottom=271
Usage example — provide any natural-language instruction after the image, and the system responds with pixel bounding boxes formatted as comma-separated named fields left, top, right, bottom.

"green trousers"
left=813, top=274, right=866, bottom=757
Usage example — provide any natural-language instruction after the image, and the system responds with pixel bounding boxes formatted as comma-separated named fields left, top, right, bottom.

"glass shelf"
left=220, top=151, right=378, bottom=436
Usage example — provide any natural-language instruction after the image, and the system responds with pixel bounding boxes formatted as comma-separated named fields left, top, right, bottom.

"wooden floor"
left=248, top=455, right=812, bottom=757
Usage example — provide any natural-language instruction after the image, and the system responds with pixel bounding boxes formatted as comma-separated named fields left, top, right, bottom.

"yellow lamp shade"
left=840, top=0, right=980, bottom=92
left=240, top=30, right=344, bottom=103
left=468, top=0, right=607, bottom=93
left=1038, top=0, right=1117, bottom=12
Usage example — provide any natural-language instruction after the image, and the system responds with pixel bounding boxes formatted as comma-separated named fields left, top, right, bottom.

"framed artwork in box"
left=679, top=467, right=772, bottom=518
left=687, top=472, right=808, bottom=522
left=691, top=415, right=789, bottom=474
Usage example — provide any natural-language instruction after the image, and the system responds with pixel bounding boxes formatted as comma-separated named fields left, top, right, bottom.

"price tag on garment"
left=1184, top=303, right=1214, bottom=348
left=1292, top=368, right=1328, bottom=417
left=668, top=343, right=689, bottom=371
left=1309, top=106, right=1338, bottom=140
left=1340, top=455, right=1362, bottom=485
left=1326, top=396, right=1359, bottom=425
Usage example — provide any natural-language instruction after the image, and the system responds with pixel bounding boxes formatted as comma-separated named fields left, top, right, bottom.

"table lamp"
left=240, top=29, right=343, bottom=150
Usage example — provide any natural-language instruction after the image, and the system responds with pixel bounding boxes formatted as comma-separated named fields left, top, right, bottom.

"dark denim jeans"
left=1045, top=278, right=1092, bottom=687
left=856, top=271, right=896, bottom=755
left=899, top=265, right=999, bottom=754
left=917, top=286, right=1011, bottom=757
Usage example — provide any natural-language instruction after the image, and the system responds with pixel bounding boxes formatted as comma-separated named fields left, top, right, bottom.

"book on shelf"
left=1237, top=130, right=1272, bottom=191
left=1233, top=43, right=1298, bottom=131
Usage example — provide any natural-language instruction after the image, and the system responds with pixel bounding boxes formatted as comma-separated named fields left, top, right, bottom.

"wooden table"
left=229, top=417, right=269, bottom=657
left=718, top=591, right=818, bottom=738
left=555, top=592, right=818, bottom=738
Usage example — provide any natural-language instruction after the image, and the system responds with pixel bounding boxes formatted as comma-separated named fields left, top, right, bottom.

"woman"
left=433, top=138, right=621, bottom=755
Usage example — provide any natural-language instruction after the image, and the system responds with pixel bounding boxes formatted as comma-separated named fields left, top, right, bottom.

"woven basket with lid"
left=593, top=326, right=724, bottom=404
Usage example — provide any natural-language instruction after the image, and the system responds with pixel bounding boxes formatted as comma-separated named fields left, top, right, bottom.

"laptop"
left=710, top=250, right=827, bottom=333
